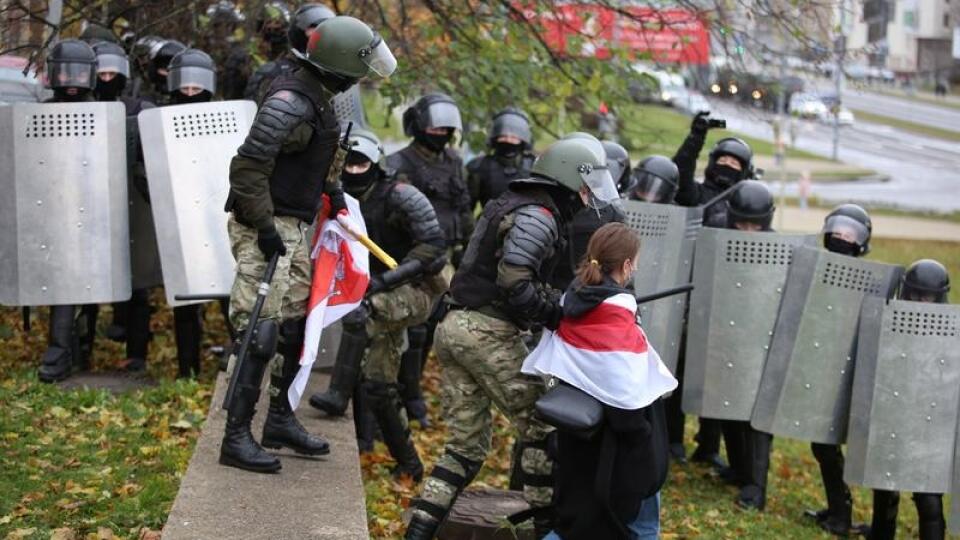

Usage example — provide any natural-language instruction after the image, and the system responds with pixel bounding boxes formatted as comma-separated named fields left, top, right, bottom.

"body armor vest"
left=551, top=204, right=626, bottom=290
left=388, top=145, right=466, bottom=245
left=471, top=153, right=536, bottom=207
left=361, top=179, right=415, bottom=276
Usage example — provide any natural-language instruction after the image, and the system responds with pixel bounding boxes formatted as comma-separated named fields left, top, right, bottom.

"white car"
left=819, top=106, right=855, bottom=126
left=789, top=93, right=828, bottom=119
left=672, top=90, right=711, bottom=115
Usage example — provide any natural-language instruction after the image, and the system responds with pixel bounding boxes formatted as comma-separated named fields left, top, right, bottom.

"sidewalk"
left=777, top=206, right=960, bottom=242
left=163, top=372, right=368, bottom=540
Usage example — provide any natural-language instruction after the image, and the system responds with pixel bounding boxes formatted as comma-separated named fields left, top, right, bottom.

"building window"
left=945, top=14, right=951, bottom=27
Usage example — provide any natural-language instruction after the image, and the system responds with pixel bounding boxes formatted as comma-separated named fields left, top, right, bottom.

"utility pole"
left=776, top=50, right=787, bottom=231
left=832, top=0, right=848, bottom=161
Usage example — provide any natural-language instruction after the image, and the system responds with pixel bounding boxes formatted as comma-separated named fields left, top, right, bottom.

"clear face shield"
left=422, top=101, right=463, bottom=131
left=633, top=173, right=677, bottom=204
left=167, top=66, right=216, bottom=94
left=821, top=215, right=870, bottom=246
left=96, top=53, right=130, bottom=78
left=491, top=113, right=532, bottom=145
left=348, top=134, right=383, bottom=164
left=578, top=163, right=621, bottom=210
left=359, top=36, right=397, bottom=78
left=48, top=62, right=95, bottom=90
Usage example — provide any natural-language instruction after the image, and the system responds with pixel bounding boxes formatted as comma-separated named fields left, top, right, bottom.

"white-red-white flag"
left=521, top=293, right=677, bottom=410
left=288, top=194, right=369, bottom=409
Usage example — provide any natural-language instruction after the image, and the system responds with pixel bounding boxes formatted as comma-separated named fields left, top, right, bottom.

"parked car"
left=789, top=92, right=828, bottom=119
left=819, top=106, right=855, bottom=126
left=672, top=88, right=711, bottom=115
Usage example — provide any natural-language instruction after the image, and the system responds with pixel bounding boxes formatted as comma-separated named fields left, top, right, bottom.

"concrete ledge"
left=163, top=371, right=368, bottom=540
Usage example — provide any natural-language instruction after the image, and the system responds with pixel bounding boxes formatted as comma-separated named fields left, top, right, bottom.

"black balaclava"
left=705, top=161, right=744, bottom=188
left=342, top=153, right=379, bottom=197
left=171, top=90, right=212, bottom=105
left=53, top=88, right=91, bottom=102
left=94, top=74, right=126, bottom=101
left=416, top=128, right=453, bottom=153
left=494, top=141, right=523, bottom=160
left=824, top=235, right=861, bottom=257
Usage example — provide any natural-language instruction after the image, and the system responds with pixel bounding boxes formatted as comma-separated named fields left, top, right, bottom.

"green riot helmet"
left=530, top=138, right=620, bottom=208
left=342, top=128, right=384, bottom=197
left=46, top=39, right=97, bottom=92
left=288, top=4, right=336, bottom=54
left=562, top=131, right=600, bottom=143
left=293, top=16, right=396, bottom=88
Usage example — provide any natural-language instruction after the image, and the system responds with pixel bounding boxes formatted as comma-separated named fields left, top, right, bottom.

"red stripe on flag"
left=556, top=302, right=648, bottom=353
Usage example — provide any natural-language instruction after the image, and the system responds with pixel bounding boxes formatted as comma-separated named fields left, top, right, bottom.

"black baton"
left=636, top=284, right=694, bottom=304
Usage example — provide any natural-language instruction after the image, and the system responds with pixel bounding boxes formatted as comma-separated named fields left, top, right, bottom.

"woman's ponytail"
left=574, top=222, right=641, bottom=286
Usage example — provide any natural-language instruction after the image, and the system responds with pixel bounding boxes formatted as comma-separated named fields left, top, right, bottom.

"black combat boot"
left=737, top=428, right=772, bottom=510
left=353, top=387, right=375, bottom=453
left=400, top=324, right=430, bottom=427
left=364, top=380, right=423, bottom=480
left=309, top=309, right=367, bottom=416
left=105, top=301, right=128, bottom=342
left=404, top=512, right=441, bottom=540
left=39, top=305, right=78, bottom=383
left=219, top=334, right=280, bottom=473
left=174, top=304, right=202, bottom=379
left=262, top=319, right=330, bottom=456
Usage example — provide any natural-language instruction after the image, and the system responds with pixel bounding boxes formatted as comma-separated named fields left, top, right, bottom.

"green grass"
left=783, top=196, right=960, bottom=224
left=869, top=87, right=960, bottom=113
left=850, top=108, right=960, bottom=142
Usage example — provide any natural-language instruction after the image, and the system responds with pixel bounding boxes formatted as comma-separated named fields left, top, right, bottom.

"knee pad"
left=361, top=380, right=395, bottom=406
left=278, top=318, right=305, bottom=357
left=250, top=319, right=279, bottom=363
left=343, top=304, right=370, bottom=334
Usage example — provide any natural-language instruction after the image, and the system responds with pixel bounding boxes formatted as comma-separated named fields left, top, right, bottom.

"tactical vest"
left=266, top=73, right=340, bottom=222
left=451, top=187, right=562, bottom=311
left=550, top=204, right=626, bottom=290
left=361, top=178, right=415, bottom=276
left=471, top=153, right=536, bottom=206
left=388, top=145, right=466, bottom=245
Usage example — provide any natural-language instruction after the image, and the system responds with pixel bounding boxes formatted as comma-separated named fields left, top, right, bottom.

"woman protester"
left=523, top=222, right=678, bottom=539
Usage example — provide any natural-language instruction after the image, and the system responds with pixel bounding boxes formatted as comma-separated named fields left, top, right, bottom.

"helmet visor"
left=491, top=113, right=532, bottom=145
left=348, top=134, right=383, bottom=163
left=422, top=101, right=462, bottom=130
left=633, top=173, right=677, bottom=203
left=579, top=163, right=620, bottom=208
left=48, top=62, right=95, bottom=89
left=822, top=214, right=870, bottom=246
left=167, top=66, right=216, bottom=93
left=96, top=53, right=130, bottom=78
left=360, top=37, right=396, bottom=78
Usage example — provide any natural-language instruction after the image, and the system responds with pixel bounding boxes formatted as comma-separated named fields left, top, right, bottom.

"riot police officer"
left=404, top=137, right=621, bottom=539
left=465, top=107, right=536, bottom=210
left=627, top=155, right=679, bottom=204
left=219, top=16, right=395, bottom=473
left=200, top=0, right=249, bottom=100
left=251, top=2, right=292, bottom=76
left=309, top=129, right=446, bottom=479
left=143, top=39, right=186, bottom=104
left=37, top=39, right=101, bottom=383
left=387, top=92, right=471, bottom=427
left=244, top=3, right=335, bottom=102
left=674, top=113, right=754, bottom=227
left=806, top=203, right=873, bottom=535
left=717, top=180, right=776, bottom=511
left=868, top=259, right=951, bottom=540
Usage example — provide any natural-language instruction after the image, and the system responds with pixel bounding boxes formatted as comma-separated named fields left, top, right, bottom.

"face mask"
left=707, top=163, right=743, bottom=188
left=94, top=75, right=126, bottom=101
left=417, top=131, right=452, bottom=153
left=172, top=90, right=212, bottom=104
left=494, top=141, right=522, bottom=159
left=824, top=235, right=861, bottom=257
left=53, top=88, right=90, bottom=102
left=342, top=167, right=379, bottom=197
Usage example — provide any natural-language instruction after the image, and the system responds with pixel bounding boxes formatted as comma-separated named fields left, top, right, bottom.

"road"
left=807, top=79, right=960, bottom=134
left=710, top=100, right=960, bottom=213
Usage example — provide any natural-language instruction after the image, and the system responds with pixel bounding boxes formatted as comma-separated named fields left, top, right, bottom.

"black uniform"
left=550, top=204, right=625, bottom=290
left=466, top=151, right=536, bottom=211
left=243, top=55, right=294, bottom=103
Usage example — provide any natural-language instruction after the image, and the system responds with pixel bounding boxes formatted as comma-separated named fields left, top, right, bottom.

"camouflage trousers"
left=413, top=309, right=555, bottom=522
left=362, top=283, right=435, bottom=384
left=227, top=215, right=311, bottom=397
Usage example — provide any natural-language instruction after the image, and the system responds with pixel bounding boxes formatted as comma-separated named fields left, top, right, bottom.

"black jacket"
left=553, top=278, right=669, bottom=540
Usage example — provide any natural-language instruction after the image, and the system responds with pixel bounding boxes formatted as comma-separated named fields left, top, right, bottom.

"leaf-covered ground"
left=0, top=294, right=227, bottom=539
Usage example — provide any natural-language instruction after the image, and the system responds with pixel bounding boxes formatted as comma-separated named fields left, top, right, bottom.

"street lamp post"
left=832, top=0, right=848, bottom=161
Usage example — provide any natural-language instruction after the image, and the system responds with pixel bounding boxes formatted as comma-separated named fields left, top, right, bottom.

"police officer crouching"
left=310, top=129, right=446, bottom=479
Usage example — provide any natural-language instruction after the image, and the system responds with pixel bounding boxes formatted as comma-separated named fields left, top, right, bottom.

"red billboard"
left=531, top=4, right=710, bottom=65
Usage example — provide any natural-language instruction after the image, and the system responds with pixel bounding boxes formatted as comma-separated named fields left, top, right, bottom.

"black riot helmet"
left=167, top=49, right=216, bottom=103
left=403, top=93, right=462, bottom=152
left=900, top=259, right=951, bottom=303
left=706, top=137, right=754, bottom=188
left=630, top=155, right=679, bottom=203
left=80, top=22, right=118, bottom=45
left=92, top=41, right=130, bottom=101
left=288, top=4, right=336, bottom=54
left=727, top=180, right=774, bottom=230
left=206, top=0, right=245, bottom=25
left=148, top=39, right=186, bottom=92
left=488, top=107, right=533, bottom=151
left=46, top=39, right=97, bottom=101
left=601, top=141, right=632, bottom=194
left=821, top=203, right=872, bottom=257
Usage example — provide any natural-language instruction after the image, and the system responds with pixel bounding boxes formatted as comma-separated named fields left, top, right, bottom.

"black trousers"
left=722, top=420, right=772, bottom=489
left=665, top=337, right=722, bottom=454
left=871, top=490, right=945, bottom=540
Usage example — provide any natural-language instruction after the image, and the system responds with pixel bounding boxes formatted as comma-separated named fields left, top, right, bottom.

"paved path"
left=163, top=372, right=368, bottom=540
left=776, top=206, right=960, bottom=242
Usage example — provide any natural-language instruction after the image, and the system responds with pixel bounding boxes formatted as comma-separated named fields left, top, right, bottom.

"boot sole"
left=261, top=439, right=331, bottom=457
left=218, top=454, right=282, bottom=473
left=38, top=371, right=71, bottom=383
left=307, top=399, right=347, bottom=417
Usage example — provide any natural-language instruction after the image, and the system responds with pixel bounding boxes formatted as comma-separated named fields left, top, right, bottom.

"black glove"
left=366, top=275, right=386, bottom=296
left=328, top=190, right=347, bottom=218
left=691, top=111, right=711, bottom=135
left=257, top=226, right=287, bottom=259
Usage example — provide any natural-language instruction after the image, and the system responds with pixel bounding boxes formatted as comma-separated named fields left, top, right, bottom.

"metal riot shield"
left=125, top=115, right=163, bottom=289
left=682, top=228, right=816, bottom=420
left=138, top=100, right=257, bottom=306
left=332, top=86, right=367, bottom=129
left=621, top=200, right=702, bottom=373
left=751, top=246, right=903, bottom=444
left=844, top=297, right=960, bottom=493
left=0, top=102, right=131, bottom=306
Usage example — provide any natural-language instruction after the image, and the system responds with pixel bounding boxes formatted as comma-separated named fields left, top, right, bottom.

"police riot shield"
left=0, top=102, right=131, bottom=306
left=621, top=200, right=702, bottom=373
left=844, top=297, right=960, bottom=493
left=683, top=228, right=816, bottom=420
left=332, top=86, right=366, bottom=129
left=125, top=115, right=163, bottom=290
left=138, top=100, right=257, bottom=306
left=751, top=246, right=902, bottom=444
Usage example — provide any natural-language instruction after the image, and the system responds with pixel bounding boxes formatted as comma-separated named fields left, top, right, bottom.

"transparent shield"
left=491, top=112, right=532, bottom=144
left=167, top=66, right=216, bottom=93
left=95, top=54, right=130, bottom=78
left=822, top=214, right=870, bottom=246
left=360, top=38, right=396, bottom=77
left=579, top=165, right=619, bottom=208
left=423, top=101, right=462, bottom=130
left=48, top=62, right=94, bottom=89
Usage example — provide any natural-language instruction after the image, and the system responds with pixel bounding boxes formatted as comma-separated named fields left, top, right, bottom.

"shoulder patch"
left=539, top=207, right=553, bottom=217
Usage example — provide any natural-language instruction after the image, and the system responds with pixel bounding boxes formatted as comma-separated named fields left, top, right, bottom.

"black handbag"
left=535, top=381, right=604, bottom=439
